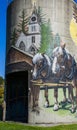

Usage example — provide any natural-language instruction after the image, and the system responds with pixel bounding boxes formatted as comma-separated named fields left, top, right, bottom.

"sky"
left=0, top=0, right=12, bottom=78
left=0, top=0, right=77, bottom=78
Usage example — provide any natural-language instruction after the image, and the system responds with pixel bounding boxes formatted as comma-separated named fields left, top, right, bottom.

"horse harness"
left=60, top=48, right=76, bottom=80
left=36, top=54, right=51, bottom=80
left=65, top=56, right=76, bottom=80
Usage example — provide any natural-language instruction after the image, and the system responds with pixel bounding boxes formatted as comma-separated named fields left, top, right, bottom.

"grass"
left=0, top=122, right=77, bottom=130
left=40, top=88, right=76, bottom=116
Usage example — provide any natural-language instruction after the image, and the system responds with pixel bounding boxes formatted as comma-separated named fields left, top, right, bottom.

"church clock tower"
left=28, top=4, right=41, bottom=52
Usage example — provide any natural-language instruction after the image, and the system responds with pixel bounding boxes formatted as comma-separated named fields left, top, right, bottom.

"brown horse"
left=32, top=53, right=51, bottom=110
left=52, top=46, right=77, bottom=113
left=32, top=52, right=69, bottom=111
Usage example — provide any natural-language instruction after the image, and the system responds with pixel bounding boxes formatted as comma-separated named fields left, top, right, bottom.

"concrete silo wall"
left=6, top=0, right=77, bottom=124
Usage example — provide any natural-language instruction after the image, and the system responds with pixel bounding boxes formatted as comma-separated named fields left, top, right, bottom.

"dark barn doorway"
left=6, top=71, right=28, bottom=123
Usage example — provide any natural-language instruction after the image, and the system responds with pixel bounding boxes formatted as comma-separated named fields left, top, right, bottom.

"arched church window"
left=31, top=26, right=36, bottom=32
left=29, top=46, right=36, bottom=55
left=31, top=47, right=35, bottom=52
left=19, top=41, right=25, bottom=51
left=32, top=36, right=35, bottom=43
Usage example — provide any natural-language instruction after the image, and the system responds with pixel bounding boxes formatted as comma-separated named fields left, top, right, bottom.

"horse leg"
left=53, top=88, right=59, bottom=111
left=69, top=86, right=75, bottom=113
left=44, top=86, right=49, bottom=107
left=75, top=86, right=77, bottom=113
left=34, top=86, right=40, bottom=107
left=31, top=85, right=36, bottom=110
left=67, top=87, right=72, bottom=103
left=62, top=87, right=72, bottom=104
left=33, top=85, right=40, bottom=113
left=62, top=88, right=67, bottom=103
left=31, top=84, right=40, bottom=111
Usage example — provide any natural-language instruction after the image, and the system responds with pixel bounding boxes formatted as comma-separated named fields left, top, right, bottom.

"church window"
left=31, top=47, right=35, bottom=52
left=19, top=41, right=25, bottom=51
left=31, top=16, right=36, bottom=21
left=31, top=26, right=36, bottom=32
left=32, top=36, right=35, bottom=43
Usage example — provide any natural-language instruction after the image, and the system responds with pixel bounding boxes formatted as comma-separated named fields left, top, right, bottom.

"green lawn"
left=41, top=88, right=76, bottom=116
left=0, top=122, right=77, bottom=130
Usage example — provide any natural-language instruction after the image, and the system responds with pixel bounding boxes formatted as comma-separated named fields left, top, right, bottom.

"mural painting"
left=6, top=0, right=77, bottom=124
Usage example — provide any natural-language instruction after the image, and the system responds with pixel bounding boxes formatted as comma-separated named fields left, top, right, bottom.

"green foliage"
left=0, top=87, right=4, bottom=98
left=0, top=122, right=77, bottom=130
left=53, top=33, right=61, bottom=47
left=0, top=77, right=4, bottom=85
left=38, top=7, right=61, bottom=56
left=39, top=19, right=53, bottom=56
left=45, top=19, right=54, bottom=56
left=17, top=9, right=29, bottom=34
left=37, top=6, right=46, bottom=24
left=0, top=76, right=4, bottom=105
left=10, top=28, right=18, bottom=45
left=39, top=23, right=48, bottom=53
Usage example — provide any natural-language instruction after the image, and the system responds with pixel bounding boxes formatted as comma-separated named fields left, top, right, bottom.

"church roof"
left=29, top=5, right=41, bottom=24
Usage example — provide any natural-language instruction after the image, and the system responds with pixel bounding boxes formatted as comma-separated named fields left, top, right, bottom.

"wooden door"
left=6, top=71, right=28, bottom=122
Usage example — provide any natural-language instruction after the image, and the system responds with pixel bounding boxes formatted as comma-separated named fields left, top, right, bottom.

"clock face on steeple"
left=31, top=16, right=36, bottom=21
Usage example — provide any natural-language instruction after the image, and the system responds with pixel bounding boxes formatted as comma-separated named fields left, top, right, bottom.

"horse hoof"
left=44, top=102, right=49, bottom=108
left=76, top=110, right=77, bottom=113
left=53, top=104, right=59, bottom=111
left=70, top=108, right=75, bottom=113
left=61, top=100, right=67, bottom=104
left=67, top=99, right=72, bottom=104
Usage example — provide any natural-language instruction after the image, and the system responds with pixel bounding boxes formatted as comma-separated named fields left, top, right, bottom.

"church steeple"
left=32, top=0, right=37, bottom=7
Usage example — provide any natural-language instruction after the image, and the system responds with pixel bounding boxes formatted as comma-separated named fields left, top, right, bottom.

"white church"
left=15, top=6, right=41, bottom=55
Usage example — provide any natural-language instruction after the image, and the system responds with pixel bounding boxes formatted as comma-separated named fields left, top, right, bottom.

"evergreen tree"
left=39, top=19, right=53, bottom=56
left=0, top=76, right=4, bottom=85
left=53, top=33, right=61, bottom=47
left=17, top=9, right=29, bottom=34
left=10, top=28, right=18, bottom=45
left=37, top=6, right=46, bottom=24
left=37, top=7, right=54, bottom=55
left=45, top=19, right=53, bottom=56
left=39, top=23, right=48, bottom=53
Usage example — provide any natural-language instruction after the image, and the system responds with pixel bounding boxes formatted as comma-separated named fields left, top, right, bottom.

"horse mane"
left=32, top=53, right=51, bottom=67
left=43, top=54, right=51, bottom=67
left=32, top=53, right=43, bottom=64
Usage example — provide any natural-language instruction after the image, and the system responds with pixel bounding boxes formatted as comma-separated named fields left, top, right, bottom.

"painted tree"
left=37, top=6, right=47, bottom=24
left=39, top=19, right=53, bottom=56
left=53, top=33, right=61, bottom=48
left=10, top=28, right=18, bottom=45
left=39, top=23, right=48, bottom=53
left=45, top=19, right=54, bottom=56
left=37, top=7, right=54, bottom=55
left=17, top=9, right=29, bottom=34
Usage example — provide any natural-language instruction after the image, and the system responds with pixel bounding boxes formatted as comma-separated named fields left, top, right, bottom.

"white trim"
left=11, top=45, right=33, bottom=58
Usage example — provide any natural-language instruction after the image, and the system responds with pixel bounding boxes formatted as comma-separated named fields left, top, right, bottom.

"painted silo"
left=5, top=0, right=77, bottom=124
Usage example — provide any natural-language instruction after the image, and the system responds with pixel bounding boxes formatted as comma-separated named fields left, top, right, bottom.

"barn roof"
left=6, top=46, right=33, bottom=74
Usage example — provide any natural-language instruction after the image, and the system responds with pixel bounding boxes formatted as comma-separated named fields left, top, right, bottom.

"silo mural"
left=5, top=0, right=77, bottom=124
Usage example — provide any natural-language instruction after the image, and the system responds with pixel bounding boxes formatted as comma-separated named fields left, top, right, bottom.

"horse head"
left=32, top=53, right=51, bottom=80
left=51, top=47, right=65, bottom=74
left=51, top=46, right=76, bottom=80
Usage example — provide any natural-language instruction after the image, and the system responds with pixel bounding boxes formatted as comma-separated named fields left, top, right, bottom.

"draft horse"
left=52, top=46, right=77, bottom=113
left=32, top=52, right=67, bottom=111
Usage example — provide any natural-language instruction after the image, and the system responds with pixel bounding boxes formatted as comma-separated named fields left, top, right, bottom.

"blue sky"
left=74, top=0, right=77, bottom=3
left=0, top=0, right=7, bottom=78
left=0, top=0, right=77, bottom=78
left=0, top=0, right=12, bottom=78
